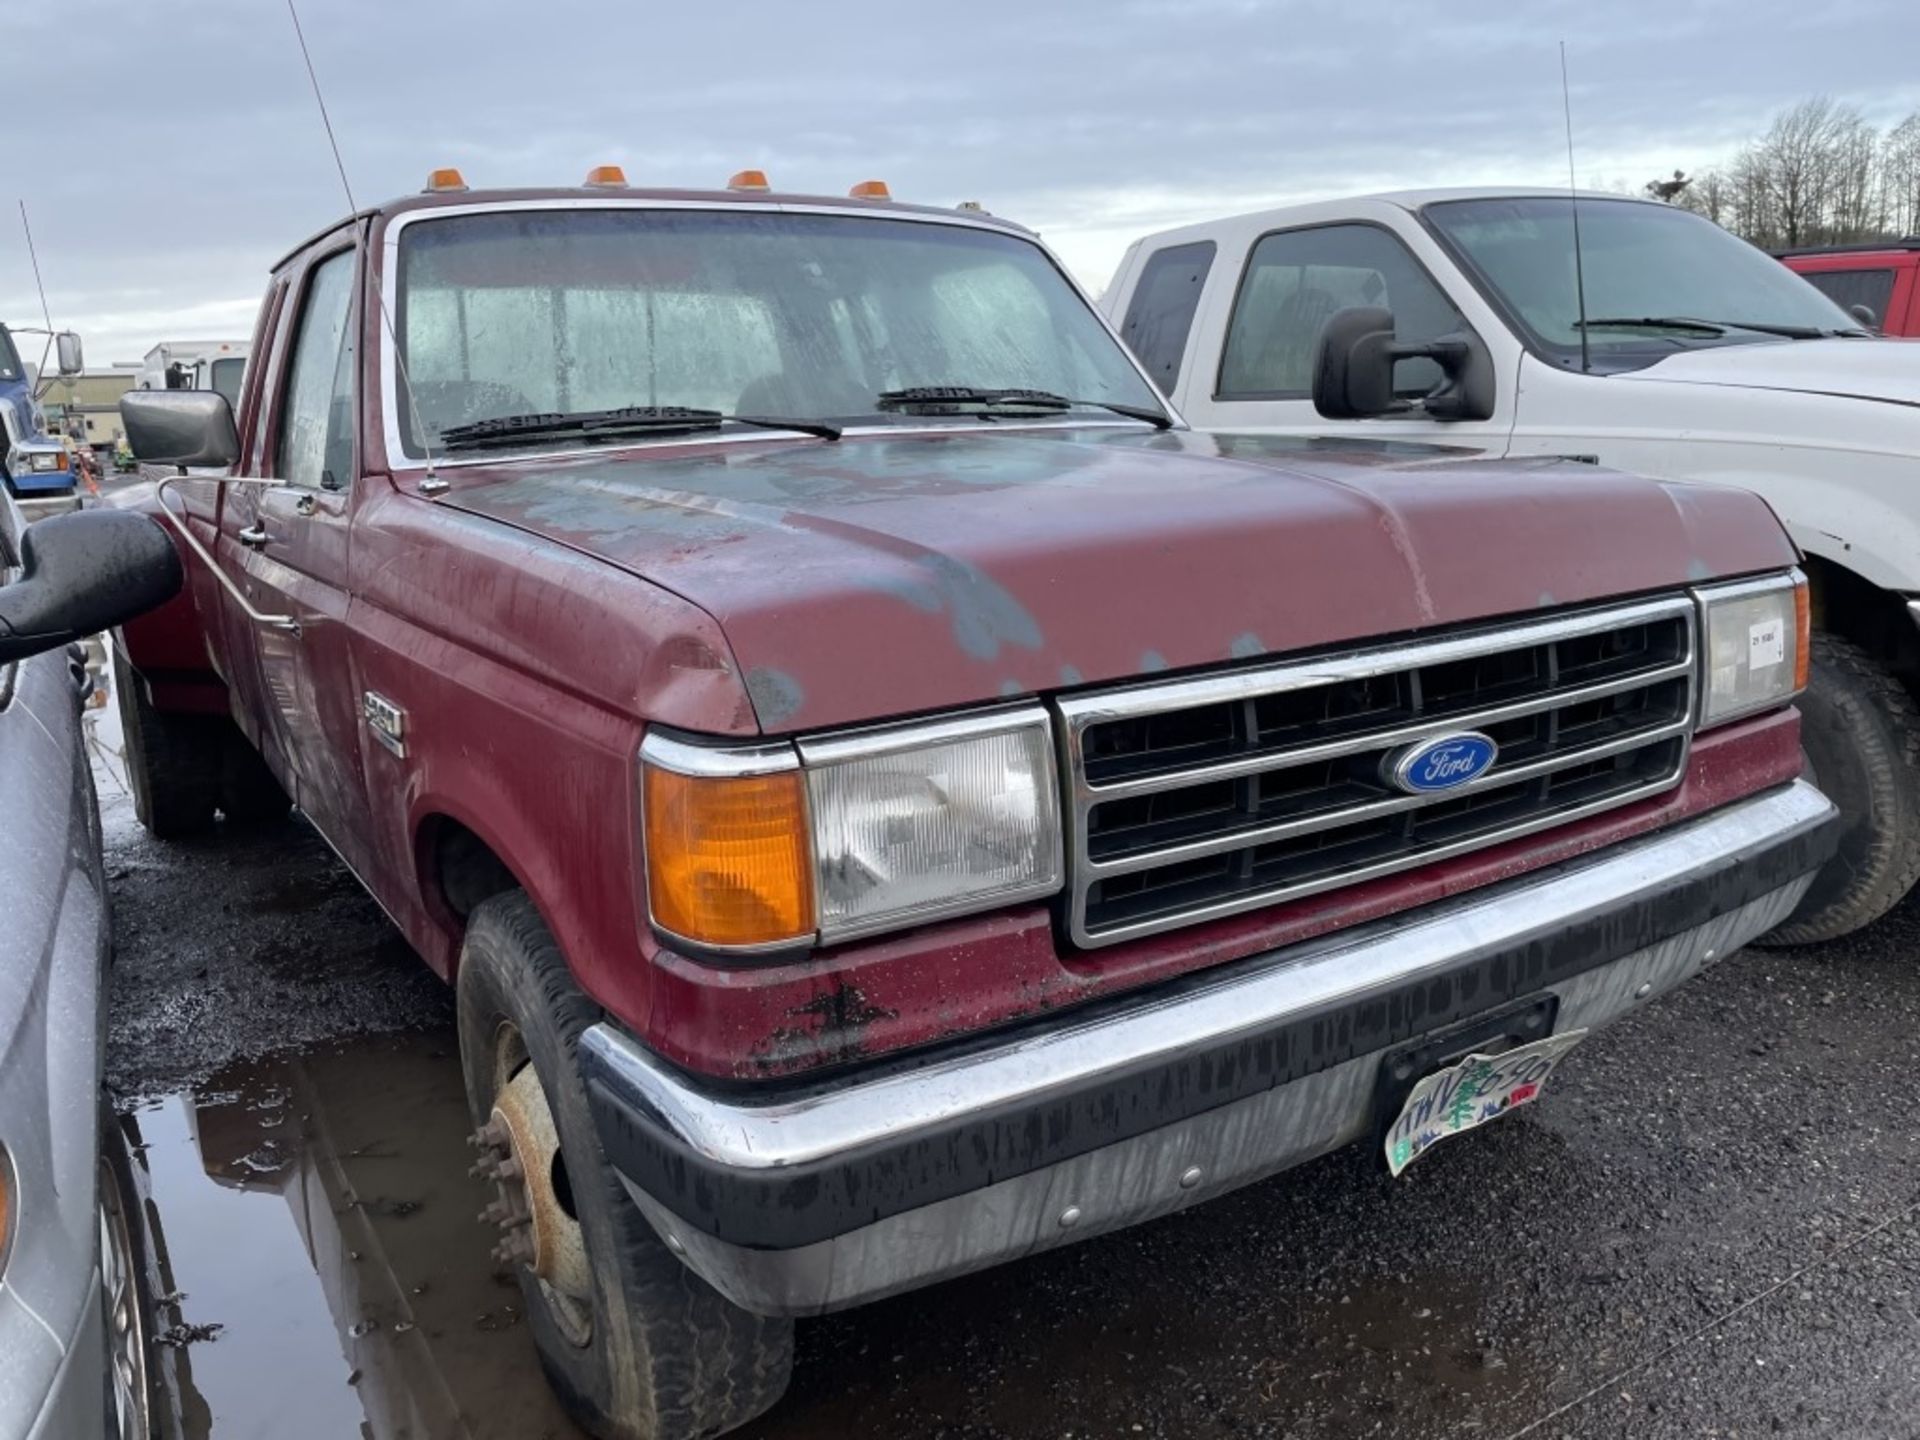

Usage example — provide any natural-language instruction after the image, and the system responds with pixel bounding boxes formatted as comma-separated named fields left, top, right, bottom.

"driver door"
left=221, top=243, right=378, bottom=876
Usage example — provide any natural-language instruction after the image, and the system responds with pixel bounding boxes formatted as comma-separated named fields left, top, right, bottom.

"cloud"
left=3, top=0, right=1915, bottom=358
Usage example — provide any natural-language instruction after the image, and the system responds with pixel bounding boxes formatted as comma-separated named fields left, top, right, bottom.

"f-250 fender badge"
left=1383, top=731, right=1497, bottom=794
left=363, top=692, right=407, bottom=758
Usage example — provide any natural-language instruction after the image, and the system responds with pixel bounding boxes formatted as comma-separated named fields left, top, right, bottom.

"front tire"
left=455, top=893, right=793, bottom=1440
left=1765, top=632, right=1920, bottom=945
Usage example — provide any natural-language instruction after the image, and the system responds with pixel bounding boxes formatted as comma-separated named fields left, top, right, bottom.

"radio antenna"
left=284, top=0, right=444, bottom=492
left=1560, top=41, right=1592, bottom=375
left=17, top=201, right=59, bottom=399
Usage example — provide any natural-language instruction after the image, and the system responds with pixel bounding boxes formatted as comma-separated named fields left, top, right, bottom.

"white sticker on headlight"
left=1749, top=619, right=1784, bottom=670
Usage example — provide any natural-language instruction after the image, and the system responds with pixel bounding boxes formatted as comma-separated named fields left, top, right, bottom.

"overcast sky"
left=3, top=0, right=1915, bottom=365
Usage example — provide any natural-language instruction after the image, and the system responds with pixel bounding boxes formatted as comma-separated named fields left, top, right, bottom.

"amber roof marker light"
left=727, top=169, right=772, bottom=193
left=849, top=180, right=892, bottom=200
left=583, top=165, right=629, bottom=189
left=423, top=166, right=469, bottom=194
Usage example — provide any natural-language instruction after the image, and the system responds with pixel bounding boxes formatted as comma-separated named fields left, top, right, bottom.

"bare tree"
left=1884, top=113, right=1920, bottom=236
left=1660, top=99, right=1917, bottom=247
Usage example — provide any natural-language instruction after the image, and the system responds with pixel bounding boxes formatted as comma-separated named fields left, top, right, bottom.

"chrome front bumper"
left=583, top=780, right=1837, bottom=1318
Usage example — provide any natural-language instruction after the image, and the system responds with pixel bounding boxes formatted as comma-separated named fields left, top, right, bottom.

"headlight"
left=1696, top=569, right=1809, bottom=728
left=641, top=707, right=1061, bottom=953
left=25, top=449, right=65, bottom=473
left=801, top=709, right=1061, bottom=942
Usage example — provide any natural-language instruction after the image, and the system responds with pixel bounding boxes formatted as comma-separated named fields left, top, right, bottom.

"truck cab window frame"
left=1214, top=221, right=1464, bottom=402
left=1119, top=240, right=1216, bottom=396
left=272, top=247, right=359, bottom=491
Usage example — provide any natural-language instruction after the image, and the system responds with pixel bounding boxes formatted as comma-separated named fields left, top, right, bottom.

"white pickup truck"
left=1103, top=187, right=1920, bottom=943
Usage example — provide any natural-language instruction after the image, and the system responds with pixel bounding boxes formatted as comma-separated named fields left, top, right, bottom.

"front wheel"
left=455, top=893, right=793, bottom=1440
left=1764, top=632, right=1920, bottom=945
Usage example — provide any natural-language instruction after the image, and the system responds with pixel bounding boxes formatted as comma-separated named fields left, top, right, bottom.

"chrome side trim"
left=639, top=729, right=799, bottom=778
left=375, top=198, right=1182, bottom=474
left=1057, top=594, right=1698, bottom=946
left=581, top=779, right=1832, bottom=1176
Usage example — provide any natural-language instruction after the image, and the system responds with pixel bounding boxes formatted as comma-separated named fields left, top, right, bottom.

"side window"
left=1798, top=267, right=1895, bottom=326
left=1217, top=225, right=1462, bottom=400
left=1120, top=241, right=1215, bottom=395
left=277, top=250, right=356, bottom=489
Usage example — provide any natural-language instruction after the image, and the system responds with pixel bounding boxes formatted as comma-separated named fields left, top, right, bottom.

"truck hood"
left=1618, top=337, right=1920, bottom=406
left=440, top=428, right=1796, bottom=732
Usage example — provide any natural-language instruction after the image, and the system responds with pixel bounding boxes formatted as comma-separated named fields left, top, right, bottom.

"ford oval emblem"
left=1384, top=731, right=1499, bottom=795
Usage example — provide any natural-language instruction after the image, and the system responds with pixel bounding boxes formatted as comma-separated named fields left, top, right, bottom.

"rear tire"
left=114, top=649, right=220, bottom=838
left=455, top=892, right=793, bottom=1440
left=1763, top=632, right=1920, bottom=945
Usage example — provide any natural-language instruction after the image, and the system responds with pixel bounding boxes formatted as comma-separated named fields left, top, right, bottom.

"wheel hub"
left=469, top=1060, right=593, bottom=1335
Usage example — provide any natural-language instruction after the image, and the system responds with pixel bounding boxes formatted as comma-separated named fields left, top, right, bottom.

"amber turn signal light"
left=1793, top=571, right=1811, bottom=693
left=644, top=765, right=813, bottom=949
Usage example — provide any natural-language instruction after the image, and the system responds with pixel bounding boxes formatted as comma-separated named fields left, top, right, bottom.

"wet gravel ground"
left=96, top=719, right=1920, bottom=1440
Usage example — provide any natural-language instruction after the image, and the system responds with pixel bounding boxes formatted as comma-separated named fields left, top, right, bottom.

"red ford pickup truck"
left=115, top=172, right=1836, bottom=1439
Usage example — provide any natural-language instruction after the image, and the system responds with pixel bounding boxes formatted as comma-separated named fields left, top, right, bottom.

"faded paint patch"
left=1229, top=632, right=1265, bottom=660
left=1686, top=558, right=1714, bottom=581
left=1537, top=591, right=1557, bottom=608
left=1058, top=664, right=1084, bottom=687
left=1140, top=649, right=1170, bottom=673
left=999, top=678, right=1026, bottom=697
left=744, top=667, right=806, bottom=727
left=867, top=552, right=1044, bottom=661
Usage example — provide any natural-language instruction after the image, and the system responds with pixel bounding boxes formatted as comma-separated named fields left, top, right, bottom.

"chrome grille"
left=1057, top=596, right=1697, bottom=947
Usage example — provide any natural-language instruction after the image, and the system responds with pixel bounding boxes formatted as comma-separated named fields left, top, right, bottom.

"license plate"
left=1384, top=1030, right=1587, bottom=1177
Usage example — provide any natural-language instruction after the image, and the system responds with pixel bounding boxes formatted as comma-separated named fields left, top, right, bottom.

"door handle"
left=237, top=524, right=270, bottom=548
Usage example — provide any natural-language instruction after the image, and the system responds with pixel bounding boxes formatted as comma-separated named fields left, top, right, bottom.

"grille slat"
left=1058, top=597, right=1697, bottom=947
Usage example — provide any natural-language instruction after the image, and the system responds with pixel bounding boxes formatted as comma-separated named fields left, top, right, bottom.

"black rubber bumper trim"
left=585, top=791, right=1835, bottom=1251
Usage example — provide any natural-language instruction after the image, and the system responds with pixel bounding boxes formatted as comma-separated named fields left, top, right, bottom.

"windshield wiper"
left=1573, top=316, right=1728, bottom=336
left=436, top=405, right=841, bottom=451
left=875, top=386, right=1173, bottom=430
left=1574, top=315, right=1868, bottom=340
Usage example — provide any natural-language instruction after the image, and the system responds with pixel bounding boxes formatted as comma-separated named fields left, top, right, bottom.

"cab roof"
left=271, top=186, right=1029, bottom=273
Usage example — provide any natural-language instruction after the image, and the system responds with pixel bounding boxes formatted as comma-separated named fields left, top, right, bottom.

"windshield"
left=0, top=326, right=20, bottom=383
left=1423, top=197, right=1862, bottom=372
left=209, top=356, right=245, bottom=409
left=392, top=208, right=1162, bottom=455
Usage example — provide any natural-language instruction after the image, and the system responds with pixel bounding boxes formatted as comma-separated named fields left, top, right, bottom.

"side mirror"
left=0, top=510, right=182, bottom=665
left=119, top=389, right=240, bottom=468
left=55, top=331, right=83, bottom=376
left=1312, top=305, right=1496, bottom=423
left=1848, top=302, right=1879, bottom=331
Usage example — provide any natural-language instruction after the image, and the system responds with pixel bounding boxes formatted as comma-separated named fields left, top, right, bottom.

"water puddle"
left=126, top=1034, right=584, bottom=1440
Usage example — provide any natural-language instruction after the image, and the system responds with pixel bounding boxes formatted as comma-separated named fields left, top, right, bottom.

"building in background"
left=37, top=367, right=137, bottom=453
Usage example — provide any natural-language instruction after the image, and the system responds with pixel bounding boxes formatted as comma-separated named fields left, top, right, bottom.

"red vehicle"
left=1777, top=238, right=1920, bottom=335
left=115, top=170, right=1835, bottom=1439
